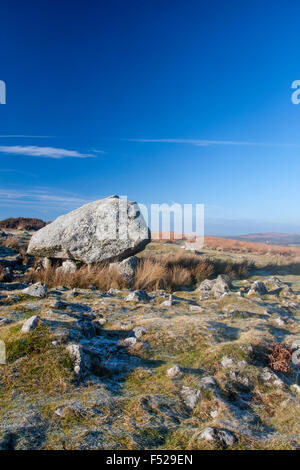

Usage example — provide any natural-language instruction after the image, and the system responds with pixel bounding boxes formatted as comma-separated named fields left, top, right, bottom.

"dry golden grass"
left=133, top=258, right=168, bottom=290
left=25, top=265, right=127, bottom=290
left=25, top=252, right=252, bottom=291
left=143, top=252, right=251, bottom=284
left=133, top=257, right=192, bottom=291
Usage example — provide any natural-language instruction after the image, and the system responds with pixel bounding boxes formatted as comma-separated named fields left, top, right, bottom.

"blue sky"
left=0, top=0, right=300, bottom=235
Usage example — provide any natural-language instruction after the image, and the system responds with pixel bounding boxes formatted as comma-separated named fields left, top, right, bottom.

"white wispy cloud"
left=91, top=149, right=106, bottom=154
left=0, top=168, right=37, bottom=177
left=0, top=135, right=52, bottom=138
left=0, top=146, right=96, bottom=159
left=124, top=138, right=299, bottom=147
left=0, top=188, right=91, bottom=210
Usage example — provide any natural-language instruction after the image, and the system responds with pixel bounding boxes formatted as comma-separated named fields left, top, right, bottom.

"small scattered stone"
left=260, top=368, right=283, bottom=387
left=66, top=343, right=92, bottom=378
left=67, top=289, right=80, bottom=298
left=55, top=405, right=83, bottom=418
left=21, top=315, right=40, bottom=333
left=189, top=304, right=203, bottom=312
left=41, top=257, right=52, bottom=269
left=260, top=369, right=273, bottom=382
left=180, top=386, right=201, bottom=409
left=22, top=282, right=48, bottom=298
left=126, top=290, right=150, bottom=302
left=133, top=326, right=147, bottom=338
left=221, top=356, right=234, bottom=368
left=198, top=275, right=231, bottom=300
left=0, top=317, right=12, bottom=326
left=280, top=285, right=294, bottom=298
left=237, top=360, right=248, bottom=369
left=199, top=376, right=217, bottom=389
left=291, top=384, right=300, bottom=394
left=166, top=365, right=183, bottom=379
left=247, top=281, right=268, bottom=296
left=275, top=317, right=286, bottom=326
left=199, top=427, right=237, bottom=447
left=123, top=337, right=137, bottom=348
left=108, top=288, right=122, bottom=295
left=161, top=295, right=174, bottom=307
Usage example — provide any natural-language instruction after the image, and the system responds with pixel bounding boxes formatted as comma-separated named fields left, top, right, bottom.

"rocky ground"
left=0, top=232, right=299, bottom=450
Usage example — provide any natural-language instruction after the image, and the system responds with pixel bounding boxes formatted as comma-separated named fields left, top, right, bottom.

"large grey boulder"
left=27, top=196, right=150, bottom=265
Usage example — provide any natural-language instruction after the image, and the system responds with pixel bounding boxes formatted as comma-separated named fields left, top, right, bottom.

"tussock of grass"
left=133, top=257, right=192, bottom=291
left=133, top=259, right=168, bottom=290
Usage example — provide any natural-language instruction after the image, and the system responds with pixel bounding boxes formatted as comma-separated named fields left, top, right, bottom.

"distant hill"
left=150, top=232, right=300, bottom=256
left=0, top=217, right=47, bottom=231
left=204, top=236, right=300, bottom=256
left=229, top=233, right=300, bottom=246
